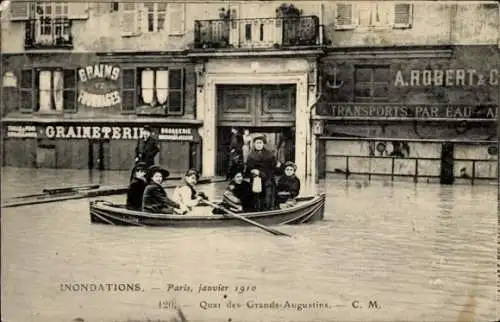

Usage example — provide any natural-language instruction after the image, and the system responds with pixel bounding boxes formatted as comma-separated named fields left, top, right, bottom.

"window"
left=19, top=69, right=76, bottom=112
left=354, top=66, right=390, bottom=102
left=335, top=4, right=354, bottom=30
left=144, top=3, right=166, bottom=32
left=335, top=2, right=412, bottom=30
left=120, top=67, right=185, bottom=115
left=35, top=2, right=70, bottom=44
left=393, top=3, right=412, bottom=28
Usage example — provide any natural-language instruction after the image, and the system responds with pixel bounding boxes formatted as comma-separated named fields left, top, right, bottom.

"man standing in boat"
left=135, top=125, right=160, bottom=167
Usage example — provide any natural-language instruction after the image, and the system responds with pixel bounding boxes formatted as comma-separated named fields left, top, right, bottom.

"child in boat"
left=276, top=161, right=301, bottom=209
left=213, top=172, right=254, bottom=214
left=171, top=169, right=206, bottom=213
left=126, top=162, right=148, bottom=211
left=142, top=165, right=184, bottom=214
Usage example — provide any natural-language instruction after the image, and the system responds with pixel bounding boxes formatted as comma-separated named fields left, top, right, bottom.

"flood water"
left=1, top=167, right=498, bottom=322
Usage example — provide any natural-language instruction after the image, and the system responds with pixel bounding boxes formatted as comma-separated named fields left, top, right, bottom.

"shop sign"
left=394, top=69, right=498, bottom=87
left=77, top=64, right=121, bottom=108
left=325, top=104, right=497, bottom=120
left=5, top=125, right=38, bottom=138
left=41, top=125, right=196, bottom=141
left=158, top=127, right=195, bottom=141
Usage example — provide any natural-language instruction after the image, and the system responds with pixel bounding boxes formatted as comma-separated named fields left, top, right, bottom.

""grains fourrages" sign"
left=77, top=64, right=121, bottom=108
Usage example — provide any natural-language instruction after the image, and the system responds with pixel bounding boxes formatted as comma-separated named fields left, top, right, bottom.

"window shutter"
left=68, top=3, right=89, bottom=20
left=335, top=4, right=355, bottom=30
left=393, top=3, right=412, bottom=28
left=167, top=68, right=184, bottom=115
left=63, top=69, right=76, bottom=112
left=19, top=69, right=34, bottom=112
left=167, top=3, right=186, bottom=35
left=357, top=3, right=372, bottom=27
left=121, top=68, right=136, bottom=113
left=10, top=1, right=30, bottom=21
left=120, top=3, right=140, bottom=37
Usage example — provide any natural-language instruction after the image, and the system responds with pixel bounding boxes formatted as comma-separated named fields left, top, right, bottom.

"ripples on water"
left=1, top=168, right=497, bottom=322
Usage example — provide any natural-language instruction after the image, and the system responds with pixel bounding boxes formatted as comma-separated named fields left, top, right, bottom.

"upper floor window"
left=354, top=66, right=390, bottom=102
left=144, top=3, right=167, bottom=32
left=335, top=2, right=412, bottom=30
left=120, top=3, right=186, bottom=37
left=19, top=69, right=77, bottom=113
left=10, top=1, right=88, bottom=49
left=121, top=67, right=185, bottom=115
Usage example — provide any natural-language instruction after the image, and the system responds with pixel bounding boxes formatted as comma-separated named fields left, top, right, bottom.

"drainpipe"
left=306, top=76, right=323, bottom=180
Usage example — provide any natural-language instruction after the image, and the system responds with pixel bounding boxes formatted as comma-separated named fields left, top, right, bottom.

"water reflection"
left=0, top=168, right=497, bottom=322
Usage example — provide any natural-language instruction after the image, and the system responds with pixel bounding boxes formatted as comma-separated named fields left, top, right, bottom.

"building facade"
left=314, top=1, right=499, bottom=184
left=1, top=1, right=499, bottom=184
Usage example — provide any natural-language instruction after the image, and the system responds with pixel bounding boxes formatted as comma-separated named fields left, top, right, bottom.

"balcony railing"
left=24, top=18, right=73, bottom=50
left=194, top=16, right=321, bottom=49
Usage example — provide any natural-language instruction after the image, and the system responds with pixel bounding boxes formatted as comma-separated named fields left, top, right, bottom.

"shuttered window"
left=9, top=2, right=30, bottom=20
left=136, top=68, right=184, bottom=115
left=167, top=3, right=186, bottom=35
left=393, top=3, right=412, bottom=28
left=121, top=68, right=137, bottom=112
left=335, top=4, right=354, bottom=30
left=120, top=3, right=141, bottom=36
left=19, top=70, right=34, bottom=112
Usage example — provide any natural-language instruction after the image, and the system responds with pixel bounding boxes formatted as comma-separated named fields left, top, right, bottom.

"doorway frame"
left=199, top=72, right=309, bottom=182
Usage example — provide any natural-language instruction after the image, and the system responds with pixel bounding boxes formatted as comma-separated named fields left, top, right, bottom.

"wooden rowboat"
left=89, top=193, right=326, bottom=227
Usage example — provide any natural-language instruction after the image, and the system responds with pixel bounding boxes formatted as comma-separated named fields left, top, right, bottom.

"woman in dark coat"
left=245, top=135, right=280, bottom=211
left=214, top=172, right=254, bottom=214
left=142, top=165, right=183, bottom=214
left=126, top=162, right=148, bottom=211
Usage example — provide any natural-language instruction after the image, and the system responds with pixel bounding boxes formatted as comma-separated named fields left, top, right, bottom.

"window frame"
left=354, top=65, right=391, bottom=103
left=393, top=3, right=413, bottom=29
left=143, top=2, right=167, bottom=33
left=334, top=3, right=355, bottom=30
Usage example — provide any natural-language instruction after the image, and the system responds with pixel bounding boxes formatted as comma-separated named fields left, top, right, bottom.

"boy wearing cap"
left=126, top=162, right=148, bottom=211
left=276, top=161, right=301, bottom=209
left=134, top=125, right=160, bottom=167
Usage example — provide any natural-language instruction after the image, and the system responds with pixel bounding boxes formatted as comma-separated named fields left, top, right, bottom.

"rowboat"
left=2, top=177, right=223, bottom=208
left=89, top=193, right=326, bottom=227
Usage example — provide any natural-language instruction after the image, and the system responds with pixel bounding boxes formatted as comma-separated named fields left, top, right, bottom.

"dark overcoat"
left=135, top=137, right=160, bottom=167
left=245, top=148, right=278, bottom=211
left=126, top=177, right=148, bottom=211
left=142, top=182, right=180, bottom=213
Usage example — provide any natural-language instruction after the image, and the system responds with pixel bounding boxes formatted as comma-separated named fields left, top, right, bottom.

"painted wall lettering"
left=5, top=125, right=37, bottom=138
left=326, top=104, right=497, bottom=120
left=394, top=69, right=498, bottom=87
left=77, top=64, right=121, bottom=108
left=40, top=125, right=196, bottom=141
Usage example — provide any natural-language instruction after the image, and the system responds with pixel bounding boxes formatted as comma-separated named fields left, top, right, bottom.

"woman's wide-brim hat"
left=185, top=168, right=200, bottom=180
left=252, top=134, right=267, bottom=144
left=283, top=161, right=297, bottom=171
left=147, top=165, right=170, bottom=179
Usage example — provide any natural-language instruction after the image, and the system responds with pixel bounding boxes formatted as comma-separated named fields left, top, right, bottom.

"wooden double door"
left=216, top=84, right=296, bottom=127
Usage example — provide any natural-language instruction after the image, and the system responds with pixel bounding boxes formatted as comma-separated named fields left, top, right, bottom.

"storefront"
left=314, top=45, right=499, bottom=184
left=191, top=52, right=322, bottom=182
left=1, top=52, right=201, bottom=173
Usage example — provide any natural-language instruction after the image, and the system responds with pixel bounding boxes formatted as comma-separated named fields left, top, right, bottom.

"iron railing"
left=24, top=18, right=73, bottom=49
left=194, top=15, right=321, bottom=49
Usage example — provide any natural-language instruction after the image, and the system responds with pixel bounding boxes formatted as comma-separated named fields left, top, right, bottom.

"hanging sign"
left=77, top=64, right=121, bottom=108
left=394, top=68, right=498, bottom=87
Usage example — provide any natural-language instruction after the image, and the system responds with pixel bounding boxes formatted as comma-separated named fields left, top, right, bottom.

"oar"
left=202, top=199, right=291, bottom=237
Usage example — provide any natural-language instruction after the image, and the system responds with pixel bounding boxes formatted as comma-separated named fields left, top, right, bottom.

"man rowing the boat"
left=142, top=165, right=187, bottom=214
left=171, top=169, right=207, bottom=213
